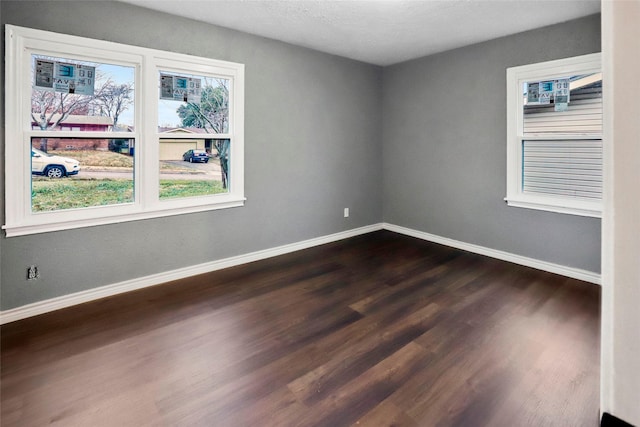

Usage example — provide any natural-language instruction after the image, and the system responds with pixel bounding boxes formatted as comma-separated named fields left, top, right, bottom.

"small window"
left=4, top=25, right=245, bottom=237
left=506, top=53, right=602, bottom=217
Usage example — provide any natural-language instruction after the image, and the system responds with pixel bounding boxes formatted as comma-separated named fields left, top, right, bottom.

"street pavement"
left=79, top=159, right=223, bottom=181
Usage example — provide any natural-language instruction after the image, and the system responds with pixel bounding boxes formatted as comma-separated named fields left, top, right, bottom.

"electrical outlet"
left=27, top=265, right=39, bottom=280
left=344, top=208, right=349, bottom=218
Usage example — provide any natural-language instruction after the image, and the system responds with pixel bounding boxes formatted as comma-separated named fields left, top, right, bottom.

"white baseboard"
left=382, top=223, right=601, bottom=285
left=1, top=222, right=600, bottom=324
left=0, top=223, right=383, bottom=325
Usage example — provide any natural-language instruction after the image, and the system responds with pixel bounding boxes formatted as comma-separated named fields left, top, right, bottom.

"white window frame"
left=4, top=25, right=245, bottom=237
left=505, top=53, right=602, bottom=218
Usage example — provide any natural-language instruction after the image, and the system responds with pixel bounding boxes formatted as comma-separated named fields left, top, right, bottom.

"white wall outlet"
left=344, top=208, right=349, bottom=218
left=27, top=265, right=39, bottom=280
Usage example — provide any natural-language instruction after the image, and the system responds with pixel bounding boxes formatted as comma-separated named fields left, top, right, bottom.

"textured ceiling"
left=119, top=0, right=601, bottom=66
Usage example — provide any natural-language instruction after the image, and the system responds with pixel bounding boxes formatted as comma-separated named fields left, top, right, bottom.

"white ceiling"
left=120, top=0, right=601, bottom=66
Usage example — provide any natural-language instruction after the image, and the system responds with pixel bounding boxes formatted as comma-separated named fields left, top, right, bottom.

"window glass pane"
left=31, top=137, right=135, bottom=212
left=31, top=55, right=135, bottom=132
left=158, top=72, right=229, bottom=133
left=522, top=73, right=602, bottom=135
left=159, top=138, right=230, bottom=200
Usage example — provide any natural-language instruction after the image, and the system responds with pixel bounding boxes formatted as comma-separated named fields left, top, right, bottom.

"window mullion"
left=140, top=56, right=160, bottom=208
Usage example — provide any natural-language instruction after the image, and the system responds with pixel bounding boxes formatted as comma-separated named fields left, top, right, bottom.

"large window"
left=4, top=25, right=244, bottom=236
left=506, top=53, right=602, bottom=217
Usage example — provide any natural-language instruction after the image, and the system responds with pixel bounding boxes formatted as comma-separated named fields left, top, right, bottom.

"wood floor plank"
left=287, top=303, right=441, bottom=405
left=351, top=400, right=419, bottom=427
left=1, top=231, right=600, bottom=427
left=291, top=342, right=432, bottom=427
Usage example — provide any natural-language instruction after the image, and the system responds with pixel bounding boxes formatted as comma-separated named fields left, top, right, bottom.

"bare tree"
left=30, top=59, right=125, bottom=151
left=31, top=90, right=96, bottom=151
left=31, top=91, right=93, bottom=131
left=93, top=80, right=133, bottom=130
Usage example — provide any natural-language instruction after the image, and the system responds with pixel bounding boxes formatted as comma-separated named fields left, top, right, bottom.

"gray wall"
left=0, top=1, right=383, bottom=310
left=382, top=15, right=601, bottom=273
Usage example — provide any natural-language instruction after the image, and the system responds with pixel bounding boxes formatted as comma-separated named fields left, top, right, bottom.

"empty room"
left=1, top=1, right=638, bottom=426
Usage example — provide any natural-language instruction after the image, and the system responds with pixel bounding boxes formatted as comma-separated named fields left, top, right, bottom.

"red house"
left=31, top=114, right=114, bottom=151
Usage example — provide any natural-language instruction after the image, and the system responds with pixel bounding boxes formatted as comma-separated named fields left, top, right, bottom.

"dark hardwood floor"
left=1, top=231, right=600, bottom=426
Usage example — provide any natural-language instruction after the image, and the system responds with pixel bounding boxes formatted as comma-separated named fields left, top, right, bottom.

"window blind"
left=523, top=139, right=602, bottom=199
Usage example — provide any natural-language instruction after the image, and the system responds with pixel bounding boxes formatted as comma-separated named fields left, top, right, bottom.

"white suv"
left=31, top=148, right=80, bottom=178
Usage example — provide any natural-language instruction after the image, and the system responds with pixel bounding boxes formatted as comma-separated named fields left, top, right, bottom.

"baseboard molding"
left=601, top=413, right=636, bottom=427
left=1, top=222, right=600, bottom=324
left=0, top=223, right=383, bottom=325
left=382, top=223, right=601, bottom=285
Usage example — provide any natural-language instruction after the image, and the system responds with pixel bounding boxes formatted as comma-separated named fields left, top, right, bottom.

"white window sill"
left=2, top=198, right=246, bottom=237
left=505, top=196, right=601, bottom=218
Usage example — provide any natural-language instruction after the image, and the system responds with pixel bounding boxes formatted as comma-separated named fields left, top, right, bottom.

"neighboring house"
left=523, top=74, right=602, bottom=131
left=158, top=127, right=209, bottom=160
left=31, top=114, right=114, bottom=151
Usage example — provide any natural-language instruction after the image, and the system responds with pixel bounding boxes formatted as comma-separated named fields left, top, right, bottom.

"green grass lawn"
left=50, top=150, right=133, bottom=168
left=159, top=179, right=225, bottom=199
left=32, top=179, right=133, bottom=212
left=32, top=178, right=226, bottom=212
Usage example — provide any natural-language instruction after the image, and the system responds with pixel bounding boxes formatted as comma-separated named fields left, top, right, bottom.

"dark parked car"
left=182, top=149, right=209, bottom=163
